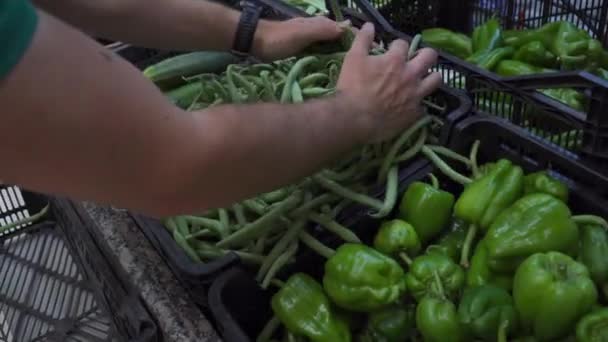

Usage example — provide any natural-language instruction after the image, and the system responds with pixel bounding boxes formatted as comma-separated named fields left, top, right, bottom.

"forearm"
left=33, top=0, right=261, bottom=51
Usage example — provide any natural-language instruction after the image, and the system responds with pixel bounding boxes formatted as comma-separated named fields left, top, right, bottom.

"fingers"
left=348, top=23, right=375, bottom=57
left=417, top=72, right=443, bottom=98
left=405, top=48, right=438, bottom=77
left=385, top=39, right=409, bottom=61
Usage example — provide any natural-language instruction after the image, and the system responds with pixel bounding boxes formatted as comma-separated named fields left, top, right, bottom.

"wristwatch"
left=231, top=0, right=263, bottom=57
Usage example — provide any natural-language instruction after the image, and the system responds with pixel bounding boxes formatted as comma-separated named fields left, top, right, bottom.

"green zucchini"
left=165, top=82, right=203, bottom=109
left=144, top=51, right=239, bottom=90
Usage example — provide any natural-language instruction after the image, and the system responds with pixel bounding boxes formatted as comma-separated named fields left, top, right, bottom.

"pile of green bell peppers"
left=264, top=148, right=608, bottom=342
left=422, top=19, right=608, bottom=113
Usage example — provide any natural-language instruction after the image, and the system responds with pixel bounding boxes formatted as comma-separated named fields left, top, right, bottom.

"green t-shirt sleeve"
left=0, top=0, right=38, bottom=79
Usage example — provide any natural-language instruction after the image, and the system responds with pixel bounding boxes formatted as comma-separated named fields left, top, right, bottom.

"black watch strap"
left=232, top=1, right=263, bottom=57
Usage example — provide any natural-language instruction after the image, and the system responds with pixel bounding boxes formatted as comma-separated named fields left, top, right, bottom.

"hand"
left=337, top=23, right=442, bottom=142
left=252, top=17, right=345, bottom=61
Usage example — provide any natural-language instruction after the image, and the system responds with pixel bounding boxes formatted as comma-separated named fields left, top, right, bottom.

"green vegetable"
left=496, top=60, right=554, bottom=76
left=596, top=67, right=608, bottom=80
left=576, top=307, right=608, bottom=342
left=467, top=46, right=514, bottom=71
left=271, top=273, right=351, bottom=342
left=523, top=171, right=568, bottom=202
left=484, top=193, right=579, bottom=273
left=466, top=240, right=513, bottom=291
left=416, top=271, right=464, bottom=342
left=421, top=28, right=473, bottom=59
left=426, top=218, right=467, bottom=262
left=471, top=18, right=503, bottom=53
left=513, top=252, right=597, bottom=340
left=165, top=82, right=203, bottom=109
left=458, top=284, right=518, bottom=341
left=513, top=41, right=557, bottom=68
left=359, top=304, right=415, bottom=342
left=405, top=252, right=465, bottom=301
left=323, top=243, right=407, bottom=312
left=540, top=88, right=586, bottom=112
left=579, top=224, right=608, bottom=299
left=143, top=51, right=239, bottom=89
left=398, top=180, right=455, bottom=245
left=455, top=158, right=524, bottom=267
left=373, top=219, right=421, bottom=265
left=552, top=22, right=592, bottom=70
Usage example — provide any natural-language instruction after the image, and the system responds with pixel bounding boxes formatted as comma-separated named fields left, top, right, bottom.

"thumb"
left=349, top=23, right=375, bottom=56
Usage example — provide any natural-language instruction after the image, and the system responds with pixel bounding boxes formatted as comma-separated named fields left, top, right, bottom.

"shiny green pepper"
left=415, top=271, right=464, bottom=342
left=323, top=243, right=407, bottom=312
left=513, top=41, right=557, bottom=68
left=458, top=284, right=518, bottom=341
left=540, top=88, right=586, bottom=112
left=271, top=273, right=351, bottom=342
left=576, top=307, right=608, bottom=342
left=471, top=18, right=503, bottom=53
left=484, top=193, right=579, bottom=273
left=373, top=219, right=421, bottom=265
left=359, top=304, right=415, bottom=342
left=398, top=181, right=455, bottom=245
left=513, top=252, right=597, bottom=341
left=405, top=252, right=465, bottom=301
left=466, top=240, right=513, bottom=291
left=579, top=224, right=608, bottom=299
left=523, top=171, right=569, bottom=202
left=496, top=60, right=555, bottom=76
left=467, top=46, right=515, bottom=71
left=421, top=28, right=472, bottom=59
left=426, top=218, right=467, bottom=263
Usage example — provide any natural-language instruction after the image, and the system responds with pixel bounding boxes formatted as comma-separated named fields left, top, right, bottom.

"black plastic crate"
left=207, top=114, right=608, bottom=342
left=131, top=84, right=471, bottom=309
left=0, top=186, right=160, bottom=342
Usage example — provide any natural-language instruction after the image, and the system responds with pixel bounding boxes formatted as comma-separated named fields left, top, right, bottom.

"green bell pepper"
left=576, top=307, right=608, bottom=342
left=513, top=251, right=598, bottom=341
left=458, top=284, right=518, bottom=341
left=596, top=67, right=608, bottom=80
left=421, top=28, right=473, bottom=59
left=359, top=304, right=415, bottom=342
left=523, top=171, right=569, bottom=202
left=323, top=243, right=407, bottom=312
left=466, top=240, right=513, bottom=291
left=467, top=46, right=515, bottom=71
left=415, top=271, right=464, bottom=342
left=426, top=218, right=467, bottom=263
left=496, top=60, right=555, bottom=76
left=373, top=219, right=421, bottom=265
left=405, top=252, right=465, bottom=301
left=484, top=193, right=579, bottom=273
left=271, top=273, right=351, bottom=342
left=513, top=41, right=558, bottom=68
left=579, top=224, right=608, bottom=299
left=398, top=181, right=455, bottom=245
left=454, top=158, right=524, bottom=267
left=471, top=18, right=503, bottom=53
left=552, top=22, right=591, bottom=69
left=540, top=88, right=586, bottom=112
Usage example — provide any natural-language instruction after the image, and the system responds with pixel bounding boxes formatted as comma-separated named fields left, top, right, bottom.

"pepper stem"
left=470, top=140, right=481, bottom=179
left=572, top=215, right=608, bottom=229
left=421, top=146, right=473, bottom=185
left=497, top=320, right=509, bottom=342
left=257, top=315, right=280, bottom=342
left=460, top=224, right=477, bottom=268
left=399, top=252, right=413, bottom=266
left=432, top=270, right=446, bottom=299
left=428, top=173, right=439, bottom=189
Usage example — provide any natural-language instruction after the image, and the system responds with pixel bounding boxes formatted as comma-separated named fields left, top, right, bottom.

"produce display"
left=280, top=0, right=328, bottom=15
left=422, top=19, right=608, bottom=114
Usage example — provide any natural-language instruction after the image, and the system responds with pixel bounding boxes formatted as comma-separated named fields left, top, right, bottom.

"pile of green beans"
left=162, top=35, right=459, bottom=287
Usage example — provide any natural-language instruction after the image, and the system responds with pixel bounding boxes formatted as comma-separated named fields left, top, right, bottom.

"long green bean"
left=0, top=204, right=49, bottom=234
left=371, top=166, right=399, bottom=218
left=261, top=240, right=299, bottom=289
left=313, top=174, right=384, bottom=211
left=421, top=146, right=473, bottom=185
left=257, top=220, right=305, bottom=282
left=281, top=56, right=319, bottom=103
left=298, top=230, right=335, bottom=258
left=308, top=212, right=360, bottom=243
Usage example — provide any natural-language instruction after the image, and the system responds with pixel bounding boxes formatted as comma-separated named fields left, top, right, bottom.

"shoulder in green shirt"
left=0, top=0, right=38, bottom=79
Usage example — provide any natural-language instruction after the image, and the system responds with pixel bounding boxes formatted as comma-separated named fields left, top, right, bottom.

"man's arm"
left=32, top=0, right=343, bottom=60
left=0, top=10, right=440, bottom=217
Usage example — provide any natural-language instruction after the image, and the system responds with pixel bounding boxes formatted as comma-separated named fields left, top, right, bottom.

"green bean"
left=428, top=173, right=440, bottom=189
left=426, top=145, right=472, bottom=167
left=572, top=215, right=608, bottom=229
left=217, top=191, right=302, bottom=249
left=314, top=174, right=384, bottom=211
left=262, top=188, right=291, bottom=203
left=281, top=56, right=319, bottom=103
left=254, top=233, right=268, bottom=254
left=209, top=78, right=229, bottom=101
left=232, top=203, right=247, bottom=226
left=470, top=140, right=481, bottom=179
left=421, top=146, right=472, bottom=185
left=292, top=81, right=304, bottom=103
left=232, top=71, right=259, bottom=101
left=182, top=215, right=225, bottom=237
left=308, top=212, right=360, bottom=243
left=174, top=216, right=190, bottom=235
left=226, top=65, right=245, bottom=103
left=173, top=228, right=202, bottom=262
left=218, top=209, right=230, bottom=236
left=243, top=198, right=267, bottom=215
left=257, top=316, right=280, bottom=342
left=408, top=34, right=422, bottom=60
left=163, top=217, right=178, bottom=232
left=185, top=229, right=214, bottom=240
left=261, top=239, right=299, bottom=289
left=298, top=230, right=335, bottom=258
left=260, top=71, right=277, bottom=101
left=291, top=193, right=338, bottom=218
left=302, top=87, right=333, bottom=98
left=273, top=69, right=287, bottom=80
left=196, top=248, right=265, bottom=265
left=299, top=73, right=329, bottom=88
left=256, top=221, right=304, bottom=282
left=0, top=204, right=49, bottom=234
left=395, top=127, right=427, bottom=162
left=379, top=116, right=432, bottom=182
left=370, top=166, right=399, bottom=218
